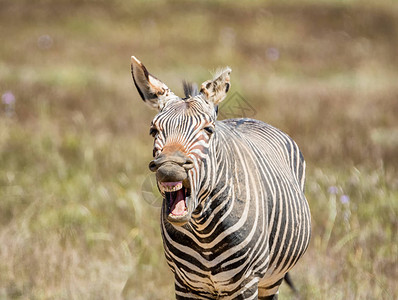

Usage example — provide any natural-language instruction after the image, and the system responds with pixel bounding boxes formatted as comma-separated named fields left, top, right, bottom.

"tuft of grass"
left=293, top=166, right=398, bottom=299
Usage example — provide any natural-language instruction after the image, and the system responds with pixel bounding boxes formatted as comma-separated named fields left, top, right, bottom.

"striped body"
left=161, top=119, right=311, bottom=299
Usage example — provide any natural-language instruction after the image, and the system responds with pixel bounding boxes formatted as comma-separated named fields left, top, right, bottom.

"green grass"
left=0, top=0, right=397, bottom=299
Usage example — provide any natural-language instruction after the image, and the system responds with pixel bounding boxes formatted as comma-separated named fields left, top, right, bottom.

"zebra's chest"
left=161, top=218, right=269, bottom=292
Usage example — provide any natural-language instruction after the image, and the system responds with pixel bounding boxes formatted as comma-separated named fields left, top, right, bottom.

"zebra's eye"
left=149, top=127, right=158, bottom=137
left=204, top=126, right=215, bottom=135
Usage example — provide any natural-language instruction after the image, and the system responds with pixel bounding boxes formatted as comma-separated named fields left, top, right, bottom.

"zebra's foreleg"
left=174, top=282, right=215, bottom=300
left=220, top=282, right=260, bottom=300
left=258, top=277, right=283, bottom=300
left=175, top=290, right=214, bottom=300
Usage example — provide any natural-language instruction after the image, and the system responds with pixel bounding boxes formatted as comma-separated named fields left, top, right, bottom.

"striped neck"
left=190, top=122, right=234, bottom=227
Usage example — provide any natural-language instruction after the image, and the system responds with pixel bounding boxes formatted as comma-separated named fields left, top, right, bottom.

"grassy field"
left=0, top=0, right=397, bottom=299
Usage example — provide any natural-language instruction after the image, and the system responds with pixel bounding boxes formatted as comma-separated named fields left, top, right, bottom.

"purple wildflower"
left=2, top=92, right=15, bottom=105
left=328, top=186, right=338, bottom=195
left=340, top=195, right=350, bottom=204
left=37, top=34, right=53, bottom=50
left=266, top=47, right=280, bottom=61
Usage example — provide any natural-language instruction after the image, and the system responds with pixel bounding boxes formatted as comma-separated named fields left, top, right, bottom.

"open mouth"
left=159, top=181, right=191, bottom=218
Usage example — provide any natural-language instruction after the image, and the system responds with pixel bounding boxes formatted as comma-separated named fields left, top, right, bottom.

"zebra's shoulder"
left=218, top=118, right=301, bottom=153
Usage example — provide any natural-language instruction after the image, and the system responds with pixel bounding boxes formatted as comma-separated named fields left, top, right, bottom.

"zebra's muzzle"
left=149, top=152, right=195, bottom=225
left=149, top=153, right=194, bottom=173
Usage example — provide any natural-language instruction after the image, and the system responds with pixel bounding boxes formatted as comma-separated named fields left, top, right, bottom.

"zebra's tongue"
left=170, top=189, right=186, bottom=216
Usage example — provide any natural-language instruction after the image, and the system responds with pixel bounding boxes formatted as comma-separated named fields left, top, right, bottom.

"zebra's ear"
left=200, top=67, right=231, bottom=105
left=131, top=56, right=175, bottom=110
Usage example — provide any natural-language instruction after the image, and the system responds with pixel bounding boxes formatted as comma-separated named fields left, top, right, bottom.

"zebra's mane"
left=182, top=81, right=199, bottom=99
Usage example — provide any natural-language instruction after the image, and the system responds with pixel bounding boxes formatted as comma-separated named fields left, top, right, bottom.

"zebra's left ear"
left=131, top=56, right=176, bottom=110
left=200, top=67, right=231, bottom=105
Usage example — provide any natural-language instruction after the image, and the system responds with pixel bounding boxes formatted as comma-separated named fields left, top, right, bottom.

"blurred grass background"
left=0, top=0, right=397, bottom=299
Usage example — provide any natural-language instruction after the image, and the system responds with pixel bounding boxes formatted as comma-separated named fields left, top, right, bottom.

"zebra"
left=131, top=56, right=311, bottom=299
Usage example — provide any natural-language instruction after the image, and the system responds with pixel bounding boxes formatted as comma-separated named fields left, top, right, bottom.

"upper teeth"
left=159, top=182, right=183, bottom=193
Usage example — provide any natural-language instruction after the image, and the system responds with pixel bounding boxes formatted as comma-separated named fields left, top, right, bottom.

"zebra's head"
left=131, top=56, right=231, bottom=226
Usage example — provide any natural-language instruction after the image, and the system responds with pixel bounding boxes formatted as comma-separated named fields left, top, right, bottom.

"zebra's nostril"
left=183, top=160, right=194, bottom=170
left=149, top=160, right=158, bottom=172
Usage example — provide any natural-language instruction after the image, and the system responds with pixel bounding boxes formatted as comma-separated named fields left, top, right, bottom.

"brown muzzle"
left=149, top=151, right=194, bottom=182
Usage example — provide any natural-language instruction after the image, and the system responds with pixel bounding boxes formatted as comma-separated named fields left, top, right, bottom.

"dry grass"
left=0, top=0, right=397, bottom=299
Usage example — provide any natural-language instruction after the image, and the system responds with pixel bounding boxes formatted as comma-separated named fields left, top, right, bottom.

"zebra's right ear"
left=200, top=67, right=231, bottom=105
left=131, top=56, right=175, bottom=110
